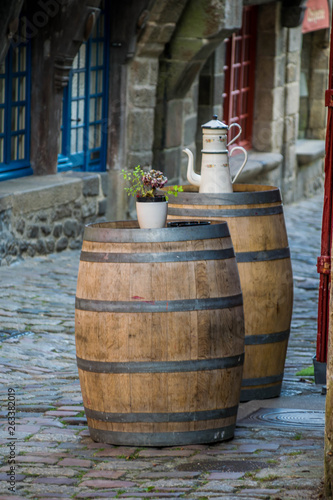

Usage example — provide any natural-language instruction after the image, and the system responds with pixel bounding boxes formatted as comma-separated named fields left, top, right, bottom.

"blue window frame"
left=0, top=39, right=32, bottom=181
left=58, top=6, right=109, bottom=172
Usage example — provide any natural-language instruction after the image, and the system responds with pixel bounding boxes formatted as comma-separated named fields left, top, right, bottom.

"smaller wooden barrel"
left=75, top=220, right=244, bottom=446
left=167, top=184, right=293, bottom=401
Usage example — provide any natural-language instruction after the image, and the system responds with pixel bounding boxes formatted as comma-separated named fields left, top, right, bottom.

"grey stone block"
left=7, top=240, right=18, bottom=256
left=16, top=219, right=25, bottom=235
left=46, top=239, right=55, bottom=253
left=63, top=220, right=78, bottom=238
left=82, top=175, right=100, bottom=197
left=51, top=205, right=72, bottom=222
left=27, top=243, right=37, bottom=257
left=26, top=225, right=39, bottom=239
left=41, top=225, right=52, bottom=236
left=82, top=200, right=97, bottom=219
left=56, top=237, right=68, bottom=252
left=19, top=241, right=29, bottom=253
left=2, top=174, right=82, bottom=215
left=36, top=211, right=48, bottom=222
left=69, top=239, right=82, bottom=250
left=53, top=224, right=63, bottom=238
left=98, top=199, right=107, bottom=216
left=36, top=239, right=47, bottom=254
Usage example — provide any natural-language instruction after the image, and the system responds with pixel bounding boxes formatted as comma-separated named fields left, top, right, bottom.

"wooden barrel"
left=75, top=220, right=244, bottom=446
left=167, top=184, right=293, bottom=401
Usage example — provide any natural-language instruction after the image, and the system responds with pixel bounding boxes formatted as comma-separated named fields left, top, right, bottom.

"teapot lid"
left=202, top=115, right=228, bottom=130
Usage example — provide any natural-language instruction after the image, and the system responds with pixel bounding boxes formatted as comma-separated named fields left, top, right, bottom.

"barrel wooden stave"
left=167, top=184, right=293, bottom=401
left=75, top=221, right=245, bottom=446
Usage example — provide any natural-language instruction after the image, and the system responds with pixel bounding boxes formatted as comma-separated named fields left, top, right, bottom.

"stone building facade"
left=0, top=0, right=330, bottom=263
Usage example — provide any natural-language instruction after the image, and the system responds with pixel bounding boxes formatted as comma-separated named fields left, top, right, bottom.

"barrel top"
left=83, top=220, right=230, bottom=243
left=166, top=184, right=282, bottom=206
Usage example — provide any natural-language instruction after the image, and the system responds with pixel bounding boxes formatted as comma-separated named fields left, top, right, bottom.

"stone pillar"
left=252, top=3, right=286, bottom=154
left=308, top=29, right=330, bottom=140
left=282, top=26, right=302, bottom=202
left=252, top=3, right=302, bottom=202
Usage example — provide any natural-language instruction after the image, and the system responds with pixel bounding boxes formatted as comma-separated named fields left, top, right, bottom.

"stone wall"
left=0, top=172, right=107, bottom=266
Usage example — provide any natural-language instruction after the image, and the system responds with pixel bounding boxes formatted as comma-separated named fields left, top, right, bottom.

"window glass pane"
left=233, top=67, right=240, bottom=90
left=90, top=124, right=101, bottom=148
left=234, top=39, right=241, bottom=64
left=19, top=106, right=25, bottom=129
left=89, top=98, right=95, bottom=121
left=11, top=108, right=18, bottom=131
left=12, top=78, right=19, bottom=102
left=76, top=127, right=83, bottom=152
left=97, top=70, right=103, bottom=93
left=96, top=97, right=102, bottom=120
left=79, top=44, right=86, bottom=68
left=71, top=100, right=78, bottom=121
left=232, top=93, right=239, bottom=116
left=78, top=99, right=85, bottom=123
left=0, top=64, right=5, bottom=75
left=98, top=42, right=104, bottom=65
left=12, top=48, right=19, bottom=73
left=89, top=125, right=95, bottom=148
left=18, top=134, right=25, bottom=159
left=71, top=129, right=77, bottom=153
left=0, top=138, right=3, bottom=162
left=0, top=109, right=4, bottom=132
left=0, top=79, right=5, bottom=103
left=11, top=136, right=17, bottom=160
left=78, top=72, right=85, bottom=96
left=90, top=70, right=96, bottom=93
left=95, top=124, right=101, bottom=147
left=72, top=53, right=79, bottom=70
left=243, top=64, right=250, bottom=87
left=72, top=73, right=78, bottom=98
left=91, top=43, right=97, bottom=66
left=19, top=77, right=26, bottom=100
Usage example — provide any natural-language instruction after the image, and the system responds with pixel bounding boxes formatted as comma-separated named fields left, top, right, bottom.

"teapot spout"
left=183, top=148, right=201, bottom=187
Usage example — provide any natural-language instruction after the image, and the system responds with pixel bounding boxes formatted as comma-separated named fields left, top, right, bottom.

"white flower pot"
left=136, top=196, right=168, bottom=229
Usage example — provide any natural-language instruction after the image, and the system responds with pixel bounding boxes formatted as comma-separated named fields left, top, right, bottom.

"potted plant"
left=121, top=166, right=183, bottom=229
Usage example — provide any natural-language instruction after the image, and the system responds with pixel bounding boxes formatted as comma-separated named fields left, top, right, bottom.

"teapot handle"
left=229, top=146, right=248, bottom=184
left=227, top=123, right=242, bottom=147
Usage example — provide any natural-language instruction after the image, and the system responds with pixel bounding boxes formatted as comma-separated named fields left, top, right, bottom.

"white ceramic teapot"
left=183, top=115, right=248, bottom=193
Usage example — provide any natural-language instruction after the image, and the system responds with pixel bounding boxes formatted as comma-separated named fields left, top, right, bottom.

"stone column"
left=252, top=2, right=302, bottom=202
left=252, top=3, right=286, bottom=154
left=282, top=26, right=302, bottom=202
left=308, top=29, right=330, bottom=140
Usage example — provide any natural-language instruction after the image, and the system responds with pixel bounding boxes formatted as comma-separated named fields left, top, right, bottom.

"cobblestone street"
left=0, top=190, right=327, bottom=500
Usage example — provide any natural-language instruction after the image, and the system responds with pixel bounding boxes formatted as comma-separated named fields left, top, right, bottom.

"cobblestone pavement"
left=0, top=191, right=326, bottom=499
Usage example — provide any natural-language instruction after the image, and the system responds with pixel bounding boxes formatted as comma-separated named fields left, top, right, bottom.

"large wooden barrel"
left=167, top=184, right=293, bottom=401
left=75, top=220, right=245, bottom=446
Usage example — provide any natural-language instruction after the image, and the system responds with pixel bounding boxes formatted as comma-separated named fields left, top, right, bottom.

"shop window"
left=223, top=6, right=257, bottom=149
left=0, top=37, right=32, bottom=181
left=58, top=4, right=109, bottom=172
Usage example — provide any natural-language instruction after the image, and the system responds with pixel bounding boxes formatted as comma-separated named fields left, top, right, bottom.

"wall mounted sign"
left=302, top=0, right=330, bottom=33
